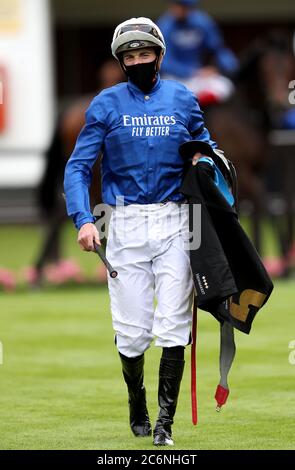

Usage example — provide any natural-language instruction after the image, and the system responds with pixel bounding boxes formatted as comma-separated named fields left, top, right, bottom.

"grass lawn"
left=0, top=220, right=294, bottom=449
left=0, top=217, right=283, bottom=277
left=0, top=279, right=294, bottom=450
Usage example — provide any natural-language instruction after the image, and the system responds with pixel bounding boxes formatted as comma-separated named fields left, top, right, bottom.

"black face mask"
left=125, top=59, right=158, bottom=93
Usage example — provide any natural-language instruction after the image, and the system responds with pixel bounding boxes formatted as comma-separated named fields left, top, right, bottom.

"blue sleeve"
left=214, top=47, right=239, bottom=76
left=203, top=17, right=239, bottom=75
left=161, top=50, right=195, bottom=78
left=161, top=54, right=196, bottom=79
left=187, top=92, right=217, bottom=148
left=63, top=96, right=107, bottom=230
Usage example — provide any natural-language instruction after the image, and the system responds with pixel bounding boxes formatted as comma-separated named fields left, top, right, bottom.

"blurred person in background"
left=29, top=59, right=124, bottom=286
left=157, top=0, right=239, bottom=81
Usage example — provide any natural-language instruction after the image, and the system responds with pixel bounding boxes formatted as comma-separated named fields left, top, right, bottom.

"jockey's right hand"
left=78, top=223, right=100, bottom=252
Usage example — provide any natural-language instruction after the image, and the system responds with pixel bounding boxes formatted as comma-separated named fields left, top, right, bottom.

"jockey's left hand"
left=192, top=152, right=202, bottom=166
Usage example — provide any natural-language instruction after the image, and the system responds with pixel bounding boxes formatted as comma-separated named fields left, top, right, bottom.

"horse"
left=194, top=31, right=295, bottom=267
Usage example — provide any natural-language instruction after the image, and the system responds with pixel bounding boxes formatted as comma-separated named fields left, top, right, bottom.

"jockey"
left=64, top=17, right=217, bottom=446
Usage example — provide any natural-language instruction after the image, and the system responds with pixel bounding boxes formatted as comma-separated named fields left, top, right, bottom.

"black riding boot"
left=153, top=347, right=185, bottom=446
left=119, top=352, right=151, bottom=437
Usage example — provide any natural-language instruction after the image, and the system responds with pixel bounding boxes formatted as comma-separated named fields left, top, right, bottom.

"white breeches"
left=106, top=202, right=194, bottom=358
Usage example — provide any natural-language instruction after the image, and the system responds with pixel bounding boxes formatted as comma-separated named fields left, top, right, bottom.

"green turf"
left=0, top=279, right=294, bottom=450
left=0, top=223, right=100, bottom=276
left=0, top=217, right=282, bottom=277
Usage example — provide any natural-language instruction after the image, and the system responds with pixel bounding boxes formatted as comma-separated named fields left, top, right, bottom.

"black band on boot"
left=162, top=346, right=185, bottom=361
left=119, top=352, right=144, bottom=363
left=153, top=351, right=185, bottom=446
left=119, top=352, right=151, bottom=437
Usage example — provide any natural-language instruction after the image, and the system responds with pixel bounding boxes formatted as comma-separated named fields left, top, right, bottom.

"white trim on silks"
left=105, top=202, right=194, bottom=358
